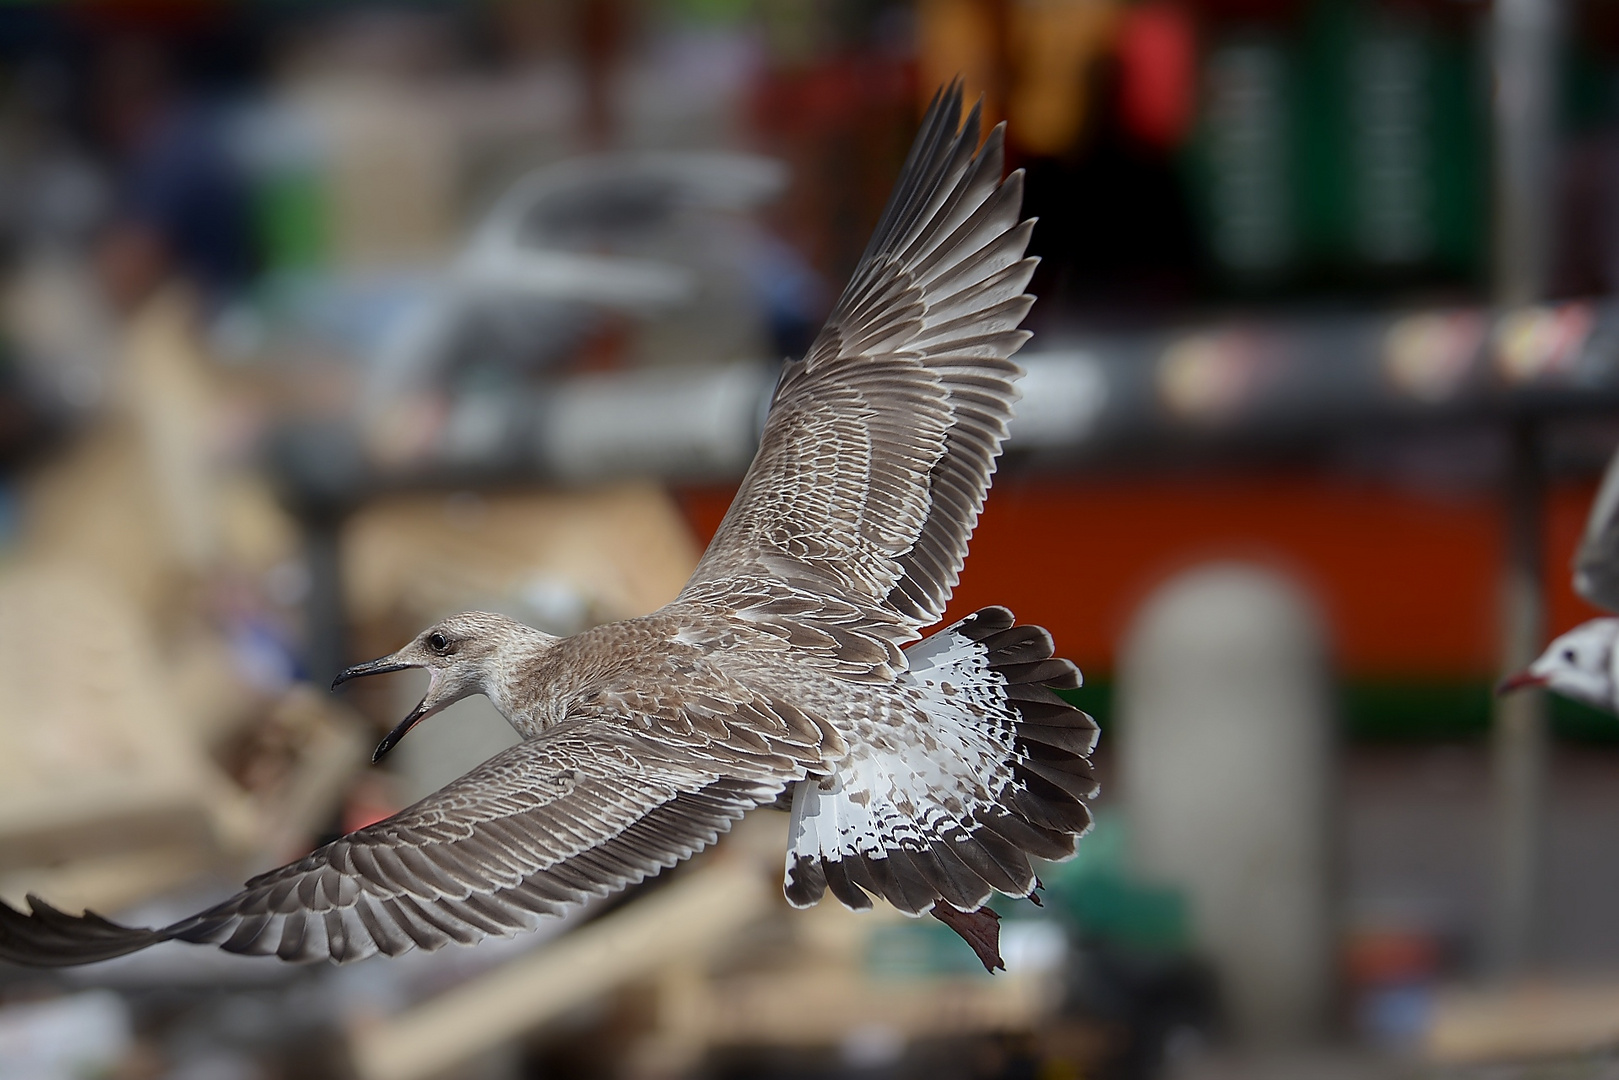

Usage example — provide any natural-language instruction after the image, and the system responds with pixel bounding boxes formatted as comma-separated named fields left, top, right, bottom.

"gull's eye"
left=1563, top=648, right=1578, bottom=664
left=428, top=632, right=450, bottom=654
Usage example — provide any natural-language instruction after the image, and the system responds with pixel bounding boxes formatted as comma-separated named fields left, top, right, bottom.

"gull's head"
left=1500, top=617, right=1619, bottom=711
left=332, top=611, right=556, bottom=763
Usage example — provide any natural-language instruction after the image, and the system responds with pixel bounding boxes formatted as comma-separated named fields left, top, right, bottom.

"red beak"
left=1497, top=670, right=1547, bottom=695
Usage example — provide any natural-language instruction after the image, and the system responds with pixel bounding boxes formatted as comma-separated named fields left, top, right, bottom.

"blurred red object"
left=681, top=474, right=1603, bottom=680
left=750, top=58, right=916, bottom=286
left=342, top=774, right=402, bottom=836
left=1345, top=929, right=1442, bottom=987
left=1117, top=2, right=1197, bottom=150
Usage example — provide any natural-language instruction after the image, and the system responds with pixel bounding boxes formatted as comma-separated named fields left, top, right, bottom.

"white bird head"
left=333, top=611, right=557, bottom=762
left=1499, top=617, right=1619, bottom=712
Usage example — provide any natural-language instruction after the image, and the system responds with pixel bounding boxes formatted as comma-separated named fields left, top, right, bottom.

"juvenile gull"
left=0, top=83, right=1097, bottom=973
left=1501, top=444, right=1619, bottom=710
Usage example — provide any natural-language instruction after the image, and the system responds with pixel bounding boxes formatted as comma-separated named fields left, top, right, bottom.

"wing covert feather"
left=680, top=82, right=1037, bottom=675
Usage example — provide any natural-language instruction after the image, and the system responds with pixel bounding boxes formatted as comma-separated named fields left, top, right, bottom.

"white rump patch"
left=784, top=623, right=1020, bottom=908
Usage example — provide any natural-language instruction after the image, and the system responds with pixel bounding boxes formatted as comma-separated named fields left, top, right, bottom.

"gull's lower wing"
left=0, top=722, right=792, bottom=967
left=1576, top=444, right=1619, bottom=612
left=678, top=82, right=1037, bottom=677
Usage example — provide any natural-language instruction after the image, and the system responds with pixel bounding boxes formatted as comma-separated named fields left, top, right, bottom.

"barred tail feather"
left=783, top=606, right=1098, bottom=918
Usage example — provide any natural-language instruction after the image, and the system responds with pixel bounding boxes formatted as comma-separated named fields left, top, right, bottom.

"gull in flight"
left=1502, top=446, right=1619, bottom=710
left=0, top=83, right=1097, bottom=973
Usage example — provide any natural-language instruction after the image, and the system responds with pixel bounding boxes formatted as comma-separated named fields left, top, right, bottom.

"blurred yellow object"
left=0, top=847, right=210, bottom=925
left=348, top=815, right=1057, bottom=1080
left=916, top=0, right=1004, bottom=126
left=1428, top=980, right=1619, bottom=1063
left=305, top=83, right=458, bottom=269
left=0, top=559, right=372, bottom=914
left=1382, top=310, right=1487, bottom=404
left=226, top=686, right=371, bottom=862
left=20, top=289, right=301, bottom=624
left=916, top=0, right=1120, bottom=156
left=349, top=840, right=775, bottom=1080
left=680, top=963, right=1053, bottom=1047
left=0, top=563, right=258, bottom=911
left=341, top=483, right=702, bottom=636
left=0, top=287, right=367, bottom=917
left=1010, top=0, right=1119, bottom=157
left=1157, top=330, right=1267, bottom=422
left=1493, top=302, right=1595, bottom=385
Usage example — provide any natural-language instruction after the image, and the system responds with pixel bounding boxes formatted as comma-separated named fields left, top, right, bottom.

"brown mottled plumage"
left=0, top=82, right=1097, bottom=973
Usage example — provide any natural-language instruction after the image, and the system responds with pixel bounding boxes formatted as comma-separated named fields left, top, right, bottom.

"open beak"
left=1497, top=670, right=1547, bottom=695
left=371, top=700, right=430, bottom=764
left=331, top=657, right=413, bottom=689
left=330, top=654, right=429, bottom=763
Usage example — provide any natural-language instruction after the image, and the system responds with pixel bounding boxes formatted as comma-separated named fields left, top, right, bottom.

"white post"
left=1488, top=0, right=1559, bottom=977
left=1119, top=563, right=1335, bottom=1044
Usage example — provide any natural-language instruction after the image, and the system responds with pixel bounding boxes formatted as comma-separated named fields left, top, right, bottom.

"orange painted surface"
left=677, top=475, right=1604, bottom=679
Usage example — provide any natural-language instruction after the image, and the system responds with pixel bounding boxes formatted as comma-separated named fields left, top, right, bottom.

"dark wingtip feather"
left=957, top=605, right=1016, bottom=639
left=0, top=895, right=167, bottom=967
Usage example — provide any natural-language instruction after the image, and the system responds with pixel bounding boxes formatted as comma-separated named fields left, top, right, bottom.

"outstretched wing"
left=1576, top=444, right=1619, bottom=612
left=679, top=82, right=1037, bottom=678
left=0, top=720, right=799, bottom=967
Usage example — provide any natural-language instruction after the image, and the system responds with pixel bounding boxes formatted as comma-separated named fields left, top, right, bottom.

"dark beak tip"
left=370, top=702, right=429, bottom=766
left=331, top=658, right=413, bottom=693
left=1497, top=671, right=1545, bottom=695
left=370, top=730, right=408, bottom=765
left=331, top=665, right=364, bottom=692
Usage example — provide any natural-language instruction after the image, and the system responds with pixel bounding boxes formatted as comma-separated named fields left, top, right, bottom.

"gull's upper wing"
left=1576, top=445, right=1619, bottom=613
left=0, top=702, right=819, bottom=966
left=678, top=83, right=1037, bottom=678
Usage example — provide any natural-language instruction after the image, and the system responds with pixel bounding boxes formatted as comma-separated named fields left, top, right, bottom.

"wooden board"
left=348, top=859, right=772, bottom=1080
left=1428, top=980, right=1619, bottom=1063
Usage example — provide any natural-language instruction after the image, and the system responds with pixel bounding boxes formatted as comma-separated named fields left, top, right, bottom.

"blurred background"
left=0, top=0, right=1617, bottom=1078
